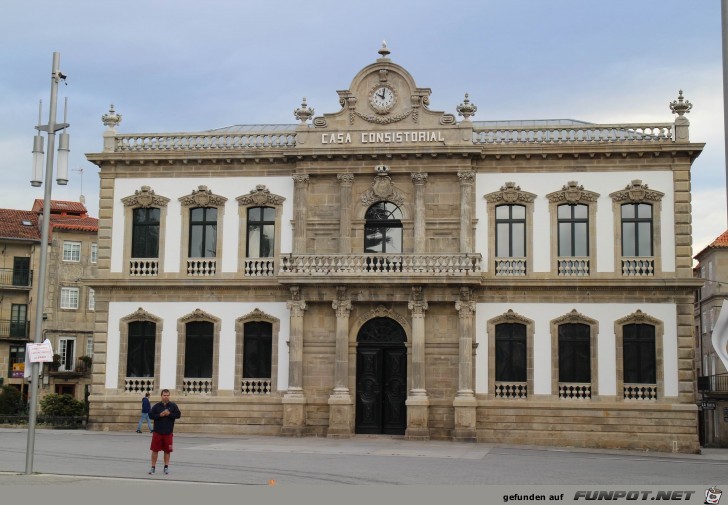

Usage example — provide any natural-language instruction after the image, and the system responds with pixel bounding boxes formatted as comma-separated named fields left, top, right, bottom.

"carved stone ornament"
left=489, top=309, right=532, bottom=327
left=353, top=304, right=410, bottom=334
left=456, top=93, right=477, bottom=120
left=180, top=308, right=218, bottom=323
left=458, top=171, right=475, bottom=185
left=484, top=182, right=537, bottom=204
left=455, top=288, right=475, bottom=316
left=615, top=309, right=660, bottom=327
left=238, top=308, right=278, bottom=324
left=332, top=286, right=352, bottom=318
left=669, top=90, right=692, bottom=117
left=439, top=114, right=456, bottom=125
left=122, top=307, right=161, bottom=323
left=102, top=104, right=122, bottom=130
left=236, top=185, right=286, bottom=207
left=354, top=108, right=412, bottom=125
left=609, top=180, right=664, bottom=203
left=361, top=164, right=405, bottom=206
left=337, top=173, right=354, bottom=185
left=179, top=185, right=228, bottom=208
left=411, top=172, right=428, bottom=185
left=313, top=116, right=328, bottom=128
left=551, top=309, right=597, bottom=326
left=546, top=181, right=599, bottom=204
left=122, top=186, right=170, bottom=208
left=294, top=97, right=314, bottom=124
left=408, top=286, right=428, bottom=315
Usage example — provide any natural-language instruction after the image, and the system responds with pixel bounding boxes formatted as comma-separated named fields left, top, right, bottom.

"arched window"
left=495, top=323, right=527, bottom=383
left=127, top=321, right=156, bottom=378
left=364, top=202, right=403, bottom=253
left=243, top=321, right=272, bottom=379
left=558, top=323, right=591, bottom=384
left=184, top=321, right=214, bottom=378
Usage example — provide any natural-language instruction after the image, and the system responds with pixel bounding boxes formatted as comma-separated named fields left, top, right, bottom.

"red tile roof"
left=0, top=209, right=41, bottom=241
left=695, top=230, right=728, bottom=259
left=32, top=199, right=88, bottom=216
left=49, top=215, right=99, bottom=233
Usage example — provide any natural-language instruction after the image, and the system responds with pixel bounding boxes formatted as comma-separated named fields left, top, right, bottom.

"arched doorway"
left=355, top=317, right=407, bottom=435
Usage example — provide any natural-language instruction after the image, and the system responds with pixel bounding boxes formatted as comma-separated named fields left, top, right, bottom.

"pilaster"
left=292, top=174, right=309, bottom=253
left=282, top=286, right=307, bottom=436
left=411, top=172, right=428, bottom=253
left=328, top=286, right=354, bottom=437
left=458, top=170, right=475, bottom=253
left=453, top=287, right=477, bottom=441
left=406, top=286, right=430, bottom=440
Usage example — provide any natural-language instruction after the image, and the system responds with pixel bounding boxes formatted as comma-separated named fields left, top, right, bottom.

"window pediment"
left=236, top=185, right=286, bottom=207
left=489, top=309, right=533, bottom=327
left=546, top=181, right=599, bottom=204
left=122, top=186, right=170, bottom=208
left=615, top=309, right=661, bottom=326
left=121, top=307, right=162, bottom=323
left=180, top=308, right=219, bottom=323
left=237, top=308, right=279, bottom=324
left=609, top=180, right=664, bottom=203
left=485, top=182, right=536, bottom=204
left=551, top=309, right=598, bottom=327
left=179, top=185, right=228, bottom=208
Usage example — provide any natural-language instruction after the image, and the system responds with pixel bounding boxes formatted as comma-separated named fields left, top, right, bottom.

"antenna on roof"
left=72, top=167, right=84, bottom=204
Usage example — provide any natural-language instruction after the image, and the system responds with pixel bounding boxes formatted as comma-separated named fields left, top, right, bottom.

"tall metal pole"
left=722, top=0, right=728, bottom=219
left=25, top=52, right=66, bottom=475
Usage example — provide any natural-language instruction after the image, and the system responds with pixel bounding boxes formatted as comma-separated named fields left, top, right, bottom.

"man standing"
left=148, top=389, right=181, bottom=475
left=136, top=392, right=152, bottom=433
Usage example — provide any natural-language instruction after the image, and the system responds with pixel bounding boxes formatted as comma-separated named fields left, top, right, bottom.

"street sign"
left=701, top=401, right=717, bottom=410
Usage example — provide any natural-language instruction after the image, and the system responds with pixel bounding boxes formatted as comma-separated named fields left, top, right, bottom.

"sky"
left=0, top=0, right=725, bottom=255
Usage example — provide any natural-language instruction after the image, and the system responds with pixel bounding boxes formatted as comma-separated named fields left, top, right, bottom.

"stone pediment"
left=295, top=44, right=471, bottom=150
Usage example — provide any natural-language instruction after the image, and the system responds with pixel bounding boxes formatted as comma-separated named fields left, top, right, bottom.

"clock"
left=369, top=84, right=396, bottom=114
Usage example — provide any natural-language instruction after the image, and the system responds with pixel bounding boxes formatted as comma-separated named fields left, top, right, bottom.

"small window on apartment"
left=86, top=336, right=94, bottom=358
left=60, top=287, right=80, bottom=310
left=88, top=288, right=95, bottom=311
left=63, top=241, right=81, bottom=262
left=91, top=243, right=98, bottom=264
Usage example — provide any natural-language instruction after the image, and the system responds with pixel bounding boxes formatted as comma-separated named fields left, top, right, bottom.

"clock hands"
left=378, top=89, right=386, bottom=100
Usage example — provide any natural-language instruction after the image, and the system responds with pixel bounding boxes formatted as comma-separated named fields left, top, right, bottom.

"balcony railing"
left=0, top=268, right=33, bottom=288
left=495, top=258, right=526, bottom=276
left=125, top=377, right=155, bottom=393
left=623, top=383, right=657, bottom=400
left=130, top=259, right=159, bottom=276
left=495, top=381, right=527, bottom=399
left=241, top=378, right=272, bottom=395
left=472, top=123, right=674, bottom=145
left=622, top=257, right=654, bottom=277
left=559, top=382, right=591, bottom=399
left=187, top=258, right=217, bottom=276
left=558, top=257, right=589, bottom=277
left=183, top=378, right=213, bottom=394
left=0, top=320, right=30, bottom=339
left=244, top=258, right=276, bottom=277
left=280, top=253, right=481, bottom=277
left=698, top=374, right=728, bottom=394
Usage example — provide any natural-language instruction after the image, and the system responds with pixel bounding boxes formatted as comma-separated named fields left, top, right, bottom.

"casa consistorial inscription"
left=321, top=130, right=446, bottom=145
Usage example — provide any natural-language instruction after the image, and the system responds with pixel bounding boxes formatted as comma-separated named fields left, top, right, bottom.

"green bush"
left=39, top=393, right=85, bottom=417
left=0, top=386, right=23, bottom=415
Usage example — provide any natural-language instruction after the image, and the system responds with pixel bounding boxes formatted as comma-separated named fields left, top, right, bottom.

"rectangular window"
left=10, top=304, right=28, bottom=338
left=185, top=321, right=214, bottom=378
left=63, top=241, right=81, bottom=262
left=58, top=337, right=76, bottom=372
left=90, top=243, right=98, bottom=264
left=246, top=207, right=276, bottom=258
left=9, top=345, right=25, bottom=378
left=88, top=288, right=95, bottom=311
left=495, top=204, right=526, bottom=258
left=132, top=208, right=161, bottom=258
left=12, top=257, right=30, bottom=286
left=189, top=207, right=217, bottom=258
left=60, top=287, right=79, bottom=309
left=557, top=204, right=588, bottom=257
left=495, top=323, right=527, bottom=382
left=621, top=203, right=653, bottom=257
left=243, top=321, right=273, bottom=379
left=623, top=324, right=656, bottom=384
left=86, top=337, right=94, bottom=358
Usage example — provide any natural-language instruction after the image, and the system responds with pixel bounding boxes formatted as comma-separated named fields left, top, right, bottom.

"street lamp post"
left=25, top=51, right=69, bottom=475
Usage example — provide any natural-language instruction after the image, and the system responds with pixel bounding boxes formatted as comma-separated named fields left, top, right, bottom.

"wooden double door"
left=355, top=317, right=407, bottom=435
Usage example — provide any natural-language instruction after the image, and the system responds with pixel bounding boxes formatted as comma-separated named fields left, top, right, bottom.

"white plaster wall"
left=106, top=301, right=290, bottom=391
left=474, top=302, right=678, bottom=398
left=110, top=177, right=294, bottom=273
left=475, top=171, right=676, bottom=273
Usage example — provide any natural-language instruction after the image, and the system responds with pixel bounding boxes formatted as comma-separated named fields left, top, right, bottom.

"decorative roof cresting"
left=456, top=93, right=477, bottom=120
left=294, top=97, right=314, bottom=124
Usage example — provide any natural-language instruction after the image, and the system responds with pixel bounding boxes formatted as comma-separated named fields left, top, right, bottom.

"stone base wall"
left=87, top=395, right=699, bottom=453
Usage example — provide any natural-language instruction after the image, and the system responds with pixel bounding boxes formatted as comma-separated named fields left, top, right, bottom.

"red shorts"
left=150, top=432, right=173, bottom=453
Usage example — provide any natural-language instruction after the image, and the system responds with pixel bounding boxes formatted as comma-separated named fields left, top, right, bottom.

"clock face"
left=370, top=85, right=396, bottom=113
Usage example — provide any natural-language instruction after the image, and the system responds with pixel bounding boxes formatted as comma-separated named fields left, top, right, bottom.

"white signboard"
left=27, top=339, right=54, bottom=363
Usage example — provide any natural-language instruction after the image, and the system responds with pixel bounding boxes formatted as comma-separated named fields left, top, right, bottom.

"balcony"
left=0, top=268, right=33, bottom=288
left=0, top=320, right=30, bottom=340
left=279, top=253, right=482, bottom=284
left=48, top=356, right=92, bottom=378
left=698, top=374, right=728, bottom=395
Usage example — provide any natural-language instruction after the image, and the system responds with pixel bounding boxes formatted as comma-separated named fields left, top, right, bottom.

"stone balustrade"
left=559, top=382, right=592, bottom=399
left=472, top=123, right=674, bottom=145
left=621, top=257, right=655, bottom=277
left=558, top=258, right=590, bottom=277
left=624, top=383, right=657, bottom=400
left=279, top=253, right=482, bottom=276
left=130, top=259, right=159, bottom=276
left=183, top=378, right=213, bottom=394
left=113, top=132, right=297, bottom=152
left=187, top=259, right=217, bottom=276
left=495, top=381, right=528, bottom=399
left=494, top=258, right=526, bottom=276
left=241, top=378, right=272, bottom=395
left=124, top=377, right=154, bottom=393
left=244, top=258, right=276, bottom=277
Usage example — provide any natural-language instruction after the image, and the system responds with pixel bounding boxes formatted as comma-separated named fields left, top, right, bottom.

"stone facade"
left=86, top=46, right=703, bottom=452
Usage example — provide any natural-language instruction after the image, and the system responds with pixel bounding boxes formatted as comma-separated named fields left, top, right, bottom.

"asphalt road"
left=1, top=428, right=727, bottom=503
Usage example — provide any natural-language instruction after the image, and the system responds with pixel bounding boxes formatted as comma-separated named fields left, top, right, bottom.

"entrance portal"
left=355, top=317, right=407, bottom=435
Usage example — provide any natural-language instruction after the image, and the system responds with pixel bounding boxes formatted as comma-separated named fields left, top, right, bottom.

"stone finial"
left=378, top=40, right=391, bottom=60
left=102, top=104, right=122, bottom=131
left=670, top=90, right=692, bottom=117
left=456, top=93, right=477, bottom=120
left=294, top=97, right=314, bottom=124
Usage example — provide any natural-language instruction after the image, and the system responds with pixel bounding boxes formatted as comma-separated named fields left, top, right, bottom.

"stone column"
left=282, top=286, right=307, bottom=436
left=411, top=173, right=428, bottom=253
left=337, top=174, right=354, bottom=253
left=453, top=287, right=477, bottom=441
left=458, top=170, right=475, bottom=253
left=328, top=286, right=354, bottom=438
left=406, top=286, right=430, bottom=440
left=292, top=174, right=309, bottom=253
